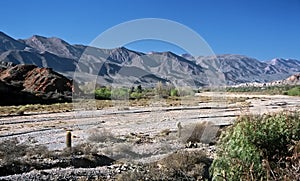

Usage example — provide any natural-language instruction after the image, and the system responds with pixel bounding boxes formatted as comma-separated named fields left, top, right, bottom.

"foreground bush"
left=211, top=112, right=300, bottom=180
left=117, top=150, right=212, bottom=180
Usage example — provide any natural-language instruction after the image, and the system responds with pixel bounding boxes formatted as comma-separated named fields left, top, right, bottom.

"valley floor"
left=0, top=92, right=299, bottom=180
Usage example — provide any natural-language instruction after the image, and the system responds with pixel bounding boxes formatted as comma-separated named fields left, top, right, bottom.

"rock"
left=185, top=141, right=198, bottom=148
left=283, top=73, right=300, bottom=85
left=0, top=64, right=75, bottom=105
left=269, top=101, right=288, bottom=106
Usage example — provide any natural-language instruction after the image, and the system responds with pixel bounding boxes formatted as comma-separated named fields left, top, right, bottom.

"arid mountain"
left=0, top=32, right=28, bottom=52
left=0, top=31, right=299, bottom=87
left=266, top=58, right=300, bottom=73
left=188, top=54, right=294, bottom=85
left=19, top=35, right=84, bottom=59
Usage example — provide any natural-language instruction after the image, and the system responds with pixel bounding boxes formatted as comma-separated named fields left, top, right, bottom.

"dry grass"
left=116, top=150, right=212, bottom=180
left=181, top=121, right=222, bottom=144
left=0, top=103, right=73, bottom=115
left=88, top=128, right=121, bottom=143
left=0, top=138, right=115, bottom=177
left=0, top=93, right=250, bottom=116
left=0, top=138, right=54, bottom=160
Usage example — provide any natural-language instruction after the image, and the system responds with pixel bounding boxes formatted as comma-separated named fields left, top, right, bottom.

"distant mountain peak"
left=0, top=31, right=27, bottom=51
left=20, top=34, right=81, bottom=59
left=181, top=53, right=195, bottom=60
left=30, top=34, right=47, bottom=40
left=27, top=35, right=70, bottom=46
left=148, top=51, right=179, bottom=58
left=111, top=46, right=131, bottom=53
left=270, top=58, right=280, bottom=65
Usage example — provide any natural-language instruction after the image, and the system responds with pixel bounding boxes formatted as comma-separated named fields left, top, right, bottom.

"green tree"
left=137, top=85, right=143, bottom=93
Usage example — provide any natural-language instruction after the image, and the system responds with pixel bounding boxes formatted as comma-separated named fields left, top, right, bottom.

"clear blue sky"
left=1, top=0, right=300, bottom=60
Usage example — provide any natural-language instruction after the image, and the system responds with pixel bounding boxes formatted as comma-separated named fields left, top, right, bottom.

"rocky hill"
left=0, top=63, right=73, bottom=105
left=283, top=73, right=300, bottom=85
left=0, top=31, right=300, bottom=88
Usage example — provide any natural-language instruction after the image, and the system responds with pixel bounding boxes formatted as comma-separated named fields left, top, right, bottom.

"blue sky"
left=1, top=0, right=300, bottom=60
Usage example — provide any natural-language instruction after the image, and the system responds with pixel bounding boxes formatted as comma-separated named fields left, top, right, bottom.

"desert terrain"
left=0, top=92, right=299, bottom=180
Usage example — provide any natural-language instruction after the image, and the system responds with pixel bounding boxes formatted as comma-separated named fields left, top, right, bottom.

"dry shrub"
left=182, top=121, right=221, bottom=144
left=0, top=138, right=54, bottom=164
left=69, top=142, right=98, bottom=155
left=117, top=150, right=212, bottom=181
left=88, top=128, right=120, bottom=143
left=0, top=138, right=56, bottom=176
left=102, top=143, right=138, bottom=160
left=0, top=138, right=29, bottom=164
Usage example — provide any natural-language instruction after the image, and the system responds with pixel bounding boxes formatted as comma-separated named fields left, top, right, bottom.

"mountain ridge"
left=0, top=31, right=299, bottom=87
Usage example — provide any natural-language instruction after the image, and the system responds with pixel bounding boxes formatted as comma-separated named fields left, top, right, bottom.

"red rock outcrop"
left=0, top=64, right=73, bottom=105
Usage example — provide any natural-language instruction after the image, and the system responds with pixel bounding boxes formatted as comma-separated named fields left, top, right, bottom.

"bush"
left=186, top=121, right=221, bottom=144
left=225, top=85, right=300, bottom=95
left=177, top=88, right=195, bottom=97
left=211, top=112, right=300, bottom=180
left=130, top=92, right=142, bottom=100
left=94, top=87, right=111, bottom=100
left=170, top=88, right=178, bottom=97
left=0, top=138, right=29, bottom=164
left=155, top=81, right=169, bottom=98
left=88, top=128, right=120, bottom=143
left=117, top=150, right=212, bottom=180
left=287, top=86, right=300, bottom=96
left=0, top=138, right=55, bottom=176
left=111, top=88, right=129, bottom=100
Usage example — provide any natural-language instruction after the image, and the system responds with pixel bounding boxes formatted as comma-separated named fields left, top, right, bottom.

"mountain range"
left=1, top=31, right=300, bottom=88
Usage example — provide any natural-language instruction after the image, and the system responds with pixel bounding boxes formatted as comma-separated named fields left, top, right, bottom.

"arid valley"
left=0, top=92, right=299, bottom=180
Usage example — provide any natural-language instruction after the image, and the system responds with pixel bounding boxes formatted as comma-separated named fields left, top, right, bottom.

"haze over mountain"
left=1, top=31, right=300, bottom=88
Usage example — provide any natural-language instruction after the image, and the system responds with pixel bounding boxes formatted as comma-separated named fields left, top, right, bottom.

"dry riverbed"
left=0, top=92, right=299, bottom=180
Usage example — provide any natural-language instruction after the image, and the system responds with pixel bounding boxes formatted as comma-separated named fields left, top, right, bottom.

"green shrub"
left=287, top=86, right=300, bottom=96
left=111, top=88, right=129, bottom=100
left=211, top=112, right=300, bottom=180
left=225, top=85, right=300, bottom=95
left=95, top=88, right=131, bottom=100
left=130, top=92, right=142, bottom=100
left=170, top=88, right=178, bottom=97
left=94, top=87, right=111, bottom=100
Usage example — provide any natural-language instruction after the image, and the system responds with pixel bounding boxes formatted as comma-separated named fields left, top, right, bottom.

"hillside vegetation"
left=226, top=85, right=300, bottom=96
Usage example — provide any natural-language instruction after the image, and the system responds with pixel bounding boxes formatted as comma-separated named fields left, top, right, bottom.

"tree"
left=137, top=85, right=143, bottom=93
left=155, top=81, right=168, bottom=98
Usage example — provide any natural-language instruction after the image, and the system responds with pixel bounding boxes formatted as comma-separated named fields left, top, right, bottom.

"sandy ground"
left=0, top=92, right=300, bottom=162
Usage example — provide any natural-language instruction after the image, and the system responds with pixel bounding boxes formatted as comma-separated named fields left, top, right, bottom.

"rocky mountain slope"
left=283, top=73, right=300, bottom=85
left=0, top=63, right=73, bottom=105
left=187, top=54, right=299, bottom=85
left=0, top=31, right=300, bottom=87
